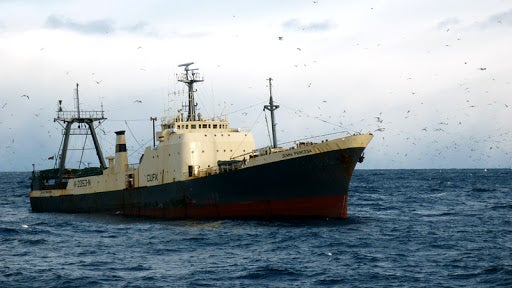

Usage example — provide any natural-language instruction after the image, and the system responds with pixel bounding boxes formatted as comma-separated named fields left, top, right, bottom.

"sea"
left=1, top=169, right=511, bottom=287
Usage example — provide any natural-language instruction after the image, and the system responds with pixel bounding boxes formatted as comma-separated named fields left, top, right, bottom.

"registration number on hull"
left=74, top=179, right=91, bottom=188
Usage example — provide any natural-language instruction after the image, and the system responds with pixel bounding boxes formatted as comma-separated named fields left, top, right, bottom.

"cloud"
left=282, top=18, right=336, bottom=32
left=120, top=21, right=148, bottom=33
left=119, top=21, right=162, bottom=37
left=172, top=30, right=209, bottom=38
left=437, top=10, right=512, bottom=31
left=43, top=16, right=193, bottom=38
left=484, top=8, right=512, bottom=26
left=45, top=15, right=114, bottom=34
left=435, top=17, right=460, bottom=29
left=462, top=9, right=512, bottom=30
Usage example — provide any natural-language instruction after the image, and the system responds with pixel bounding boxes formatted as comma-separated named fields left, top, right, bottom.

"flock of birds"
left=2, top=63, right=510, bottom=169
left=1, top=3, right=511, bottom=170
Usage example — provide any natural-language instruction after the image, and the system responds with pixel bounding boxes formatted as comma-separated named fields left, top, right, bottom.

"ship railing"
left=183, top=164, right=245, bottom=179
left=250, top=146, right=286, bottom=157
left=31, top=169, right=69, bottom=190
left=31, top=167, right=103, bottom=187
left=55, top=110, right=106, bottom=121
left=295, top=141, right=316, bottom=148
left=64, top=127, right=91, bottom=135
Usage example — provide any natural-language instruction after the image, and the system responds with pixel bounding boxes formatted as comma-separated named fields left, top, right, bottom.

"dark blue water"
left=1, top=170, right=511, bottom=287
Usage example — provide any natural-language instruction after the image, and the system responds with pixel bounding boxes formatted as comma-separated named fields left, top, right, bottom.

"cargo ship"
left=30, top=63, right=373, bottom=219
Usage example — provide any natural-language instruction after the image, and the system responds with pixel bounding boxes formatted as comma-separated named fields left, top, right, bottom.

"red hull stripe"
left=124, top=195, right=349, bottom=219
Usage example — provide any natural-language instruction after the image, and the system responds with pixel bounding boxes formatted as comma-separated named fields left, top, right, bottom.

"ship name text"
left=146, top=173, right=159, bottom=182
left=281, top=148, right=313, bottom=159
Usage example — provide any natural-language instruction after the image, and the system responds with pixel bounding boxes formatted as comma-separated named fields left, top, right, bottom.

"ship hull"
left=30, top=147, right=366, bottom=219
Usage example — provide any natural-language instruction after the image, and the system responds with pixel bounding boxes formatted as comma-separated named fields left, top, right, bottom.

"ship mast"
left=177, top=62, right=204, bottom=121
left=55, top=83, right=106, bottom=181
left=264, top=78, right=279, bottom=148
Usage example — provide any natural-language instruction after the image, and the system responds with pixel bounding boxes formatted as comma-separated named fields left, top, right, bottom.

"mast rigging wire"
left=279, top=103, right=358, bottom=134
left=124, top=120, right=142, bottom=148
left=78, top=133, right=88, bottom=169
left=230, top=110, right=265, bottom=159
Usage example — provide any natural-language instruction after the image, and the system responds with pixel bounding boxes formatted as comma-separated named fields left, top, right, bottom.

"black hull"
left=30, top=147, right=366, bottom=219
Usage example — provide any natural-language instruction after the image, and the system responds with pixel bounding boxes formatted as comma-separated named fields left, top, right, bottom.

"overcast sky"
left=1, top=0, right=511, bottom=171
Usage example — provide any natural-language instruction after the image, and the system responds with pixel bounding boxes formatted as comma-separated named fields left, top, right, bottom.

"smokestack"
left=115, top=131, right=128, bottom=172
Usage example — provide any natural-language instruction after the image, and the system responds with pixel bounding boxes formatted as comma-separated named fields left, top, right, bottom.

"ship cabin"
left=130, top=113, right=255, bottom=186
left=161, top=112, right=230, bottom=132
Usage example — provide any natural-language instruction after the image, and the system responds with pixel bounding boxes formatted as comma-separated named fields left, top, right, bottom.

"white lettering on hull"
left=281, top=148, right=313, bottom=159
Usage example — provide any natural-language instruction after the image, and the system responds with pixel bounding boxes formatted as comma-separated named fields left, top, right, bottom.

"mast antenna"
left=74, top=83, right=81, bottom=119
left=263, top=77, right=279, bottom=148
left=177, top=62, right=203, bottom=121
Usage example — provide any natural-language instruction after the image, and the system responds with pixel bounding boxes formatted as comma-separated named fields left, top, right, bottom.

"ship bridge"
left=158, top=115, right=241, bottom=137
left=130, top=63, right=255, bottom=184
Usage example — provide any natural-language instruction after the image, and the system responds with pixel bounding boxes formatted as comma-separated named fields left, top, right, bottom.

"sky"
left=1, top=0, right=511, bottom=171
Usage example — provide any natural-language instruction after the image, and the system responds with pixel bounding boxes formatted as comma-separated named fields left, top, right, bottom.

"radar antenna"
left=177, top=62, right=204, bottom=121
